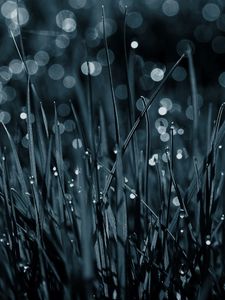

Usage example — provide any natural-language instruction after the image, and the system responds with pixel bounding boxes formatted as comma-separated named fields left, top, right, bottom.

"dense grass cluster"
left=0, top=6, right=225, bottom=300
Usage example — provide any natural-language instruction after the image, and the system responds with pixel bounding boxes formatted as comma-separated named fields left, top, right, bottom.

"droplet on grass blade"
left=129, top=191, right=136, bottom=199
left=205, top=235, right=211, bottom=246
left=172, top=196, right=180, bottom=206
left=176, top=152, right=182, bottom=160
left=20, top=112, right=27, bottom=119
left=179, top=209, right=185, bottom=219
left=10, top=7, right=29, bottom=26
left=81, top=61, right=102, bottom=76
left=26, top=60, right=38, bottom=75
left=72, top=138, right=82, bottom=149
left=131, top=41, right=138, bottom=49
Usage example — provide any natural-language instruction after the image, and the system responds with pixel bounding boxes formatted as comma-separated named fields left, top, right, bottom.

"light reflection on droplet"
left=131, top=41, right=138, bottom=49
left=10, top=7, right=29, bottom=26
left=63, top=75, right=76, bottom=88
left=48, top=64, right=64, bottom=80
left=160, top=98, right=173, bottom=110
left=0, top=66, right=12, bottom=83
left=172, top=196, right=180, bottom=206
left=52, top=123, right=65, bottom=134
left=81, top=61, right=102, bottom=76
left=158, top=106, right=167, bottom=116
left=149, top=154, right=158, bottom=166
left=179, top=209, right=185, bottom=219
left=177, top=128, right=184, bottom=135
left=72, top=138, right=82, bottom=149
left=176, top=152, right=182, bottom=160
left=62, top=18, right=76, bottom=33
left=96, top=18, right=117, bottom=38
left=160, top=132, right=170, bottom=142
left=56, top=10, right=76, bottom=32
left=1, top=1, right=17, bottom=19
left=202, top=3, right=220, bottom=22
left=185, top=105, right=194, bottom=120
left=162, top=0, right=179, bottom=17
left=126, top=12, right=143, bottom=29
left=20, top=112, right=27, bottom=120
left=9, top=59, right=23, bottom=74
left=205, top=235, right=211, bottom=245
left=34, top=50, right=49, bottom=66
left=0, top=111, right=11, bottom=124
left=69, top=0, right=87, bottom=9
left=26, top=60, right=38, bottom=75
left=155, top=118, right=169, bottom=130
left=129, top=192, right=136, bottom=199
left=151, top=68, right=164, bottom=82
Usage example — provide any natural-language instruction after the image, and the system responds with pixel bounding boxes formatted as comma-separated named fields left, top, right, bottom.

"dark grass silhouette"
left=0, top=4, right=225, bottom=300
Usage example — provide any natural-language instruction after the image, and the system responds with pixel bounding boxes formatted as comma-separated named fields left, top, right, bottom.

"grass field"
left=0, top=1, right=225, bottom=299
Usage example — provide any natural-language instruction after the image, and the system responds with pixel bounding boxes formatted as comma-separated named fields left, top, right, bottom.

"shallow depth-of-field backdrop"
left=0, top=0, right=225, bottom=299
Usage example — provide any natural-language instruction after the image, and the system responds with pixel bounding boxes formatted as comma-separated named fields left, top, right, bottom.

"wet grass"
left=0, top=9, right=225, bottom=300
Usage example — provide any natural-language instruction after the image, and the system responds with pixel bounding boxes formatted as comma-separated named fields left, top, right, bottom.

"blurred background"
left=0, top=0, right=225, bottom=176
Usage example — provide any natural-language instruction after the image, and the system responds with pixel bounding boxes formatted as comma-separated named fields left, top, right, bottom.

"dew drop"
left=205, top=235, right=211, bottom=246
left=130, top=191, right=136, bottom=199
left=29, top=176, right=34, bottom=185
left=179, top=209, right=185, bottom=219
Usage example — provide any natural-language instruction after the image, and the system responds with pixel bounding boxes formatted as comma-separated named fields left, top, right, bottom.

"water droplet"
left=74, top=168, right=80, bottom=175
left=179, top=264, right=186, bottom=276
left=113, top=148, right=118, bottom=154
left=172, top=196, right=180, bottom=206
left=29, top=176, right=34, bottom=185
left=221, top=214, right=224, bottom=221
left=179, top=209, right=185, bottom=219
left=54, top=171, right=58, bottom=177
left=205, top=235, right=211, bottom=246
left=131, top=40, right=138, bottom=49
left=219, top=145, right=222, bottom=149
left=176, top=152, right=183, bottom=160
left=130, top=191, right=136, bottom=199
left=180, top=228, right=184, bottom=234
left=158, top=106, right=167, bottom=115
